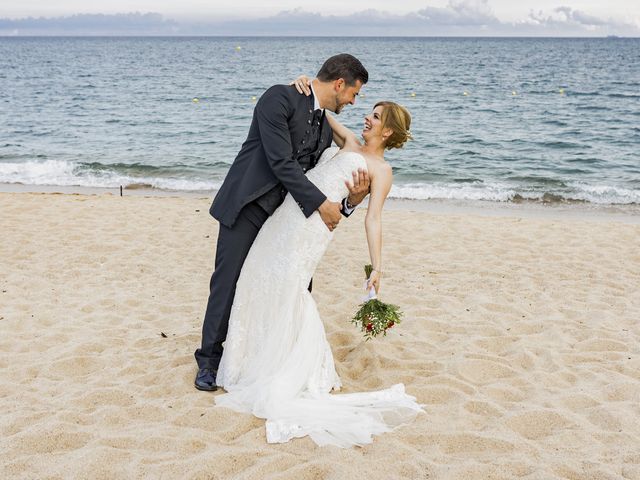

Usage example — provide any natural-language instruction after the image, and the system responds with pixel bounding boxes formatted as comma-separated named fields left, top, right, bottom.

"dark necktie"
left=312, top=109, right=324, bottom=138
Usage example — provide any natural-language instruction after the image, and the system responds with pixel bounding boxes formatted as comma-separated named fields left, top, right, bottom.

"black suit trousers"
left=194, top=201, right=313, bottom=370
left=194, top=201, right=269, bottom=370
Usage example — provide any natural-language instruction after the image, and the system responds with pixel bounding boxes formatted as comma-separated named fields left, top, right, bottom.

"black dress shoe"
left=195, top=368, right=218, bottom=391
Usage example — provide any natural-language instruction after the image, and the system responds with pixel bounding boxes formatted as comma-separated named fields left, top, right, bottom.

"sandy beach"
left=1, top=191, right=639, bottom=479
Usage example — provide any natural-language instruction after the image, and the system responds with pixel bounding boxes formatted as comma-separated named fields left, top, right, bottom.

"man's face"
left=332, top=79, right=363, bottom=114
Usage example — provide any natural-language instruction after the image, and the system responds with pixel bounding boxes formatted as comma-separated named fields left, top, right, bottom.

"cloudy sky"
left=1, top=0, right=639, bottom=36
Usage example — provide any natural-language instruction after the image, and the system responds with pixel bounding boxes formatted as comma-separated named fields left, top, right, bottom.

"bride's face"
left=362, top=105, right=386, bottom=142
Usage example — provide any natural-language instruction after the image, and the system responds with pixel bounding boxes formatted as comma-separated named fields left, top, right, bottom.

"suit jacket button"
left=307, top=119, right=311, bottom=124
left=306, top=130, right=310, bottom=134
left=296, top=149, right=300, bottom=153
left=301, top=139, right=305, bottom=144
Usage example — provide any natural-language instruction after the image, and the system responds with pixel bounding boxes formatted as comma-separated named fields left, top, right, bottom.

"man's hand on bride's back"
left=346, top=168, right=370, bottom=207
left=318, top=200, right=342, bottom=232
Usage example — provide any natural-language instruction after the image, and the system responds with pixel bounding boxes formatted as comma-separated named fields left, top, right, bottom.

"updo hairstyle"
left=374, top=101, right=412, bottom=149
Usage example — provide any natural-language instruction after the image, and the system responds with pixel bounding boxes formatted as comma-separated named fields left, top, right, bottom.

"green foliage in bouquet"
left=352, top=264, right=403, bottom=340
left=364, top=263, right=374, bottom=279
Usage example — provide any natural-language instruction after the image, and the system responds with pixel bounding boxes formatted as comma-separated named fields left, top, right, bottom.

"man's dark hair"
left=317, top=53, right=368, bottom=86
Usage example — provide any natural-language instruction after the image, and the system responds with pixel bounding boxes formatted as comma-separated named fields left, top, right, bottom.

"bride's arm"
left=326, top=113, right=360, bottom=149
left=365, top=164, right=393, bottom=294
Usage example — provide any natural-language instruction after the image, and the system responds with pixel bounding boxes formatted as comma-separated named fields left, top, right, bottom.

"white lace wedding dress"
left=215, top=146, right=423, bottom=448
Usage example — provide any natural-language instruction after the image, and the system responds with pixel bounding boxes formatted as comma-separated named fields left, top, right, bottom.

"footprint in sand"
left=464, top=400, right=503, bottom=417
left=47, top=355, right=103, bottom=378
left=430, top=433, right=515, bottom=454
left=575, top=338, right=629, bottom=352
left=506, top=410, right=573, bottom=440
left=10, top=428, right=92, bottom=455
left=455, top=358, right=517, bottom=385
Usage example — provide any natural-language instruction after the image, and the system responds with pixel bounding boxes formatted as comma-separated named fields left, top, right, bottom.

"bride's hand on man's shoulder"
left=290, top=75, right=312, bottom=96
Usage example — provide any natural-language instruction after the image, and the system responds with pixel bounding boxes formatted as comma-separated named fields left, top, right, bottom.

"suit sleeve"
left=255, top=85, right=327, bottom=218
left=340, top=197, right=356, bottom=217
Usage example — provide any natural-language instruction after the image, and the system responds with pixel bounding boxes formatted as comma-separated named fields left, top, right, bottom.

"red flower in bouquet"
left=352, top=265, right=403, bottom=340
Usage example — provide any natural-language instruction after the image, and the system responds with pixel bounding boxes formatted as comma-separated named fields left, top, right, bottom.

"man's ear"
left=333, top=78, right=345, bottom=91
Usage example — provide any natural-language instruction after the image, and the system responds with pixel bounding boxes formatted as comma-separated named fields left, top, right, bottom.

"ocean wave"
left=570, top=91, right=601, bottom=97
left=607, top=93, right=640, bottom=99
left=389, top=182, right=639, bottom=205
left=1, top=159, right=638, bottom=205
left=564, top=183, right=640, bottom=204
left=575, top=105, right=610, bottom=111
left=541, top=140, right=586, bottom=149
left=0, top=159, right=219, bottom=191
left=390, top=182, right=517, bottom=202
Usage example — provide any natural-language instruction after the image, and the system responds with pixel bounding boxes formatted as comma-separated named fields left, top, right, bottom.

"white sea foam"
left=0, top=160, right=77, bottom=185
left=390, top=182, right=518, bottom=202
left=389, top=182, right=639, bottom=204
left=0, top=160, right=219, bottom=191
left=1, top=160, right=638, bottom=204
left=564, top=183, right=640, bottom=204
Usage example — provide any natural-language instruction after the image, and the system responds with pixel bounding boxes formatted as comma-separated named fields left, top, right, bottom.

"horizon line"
left=1, top=34, right=637, bottom=38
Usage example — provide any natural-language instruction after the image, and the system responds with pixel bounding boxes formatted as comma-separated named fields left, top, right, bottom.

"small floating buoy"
left=410, top=92, right=416, bottom=97
left=463, top=91, right=469, bottom=96
left=251, top=96, right=257, bottom=101
left=235, top=46, right=242, bottom=51
left=559, top=88, right=565, bottom=94
left=192, top=98, right=199, bottom=103
left=512, top=91, right=517, bottom=95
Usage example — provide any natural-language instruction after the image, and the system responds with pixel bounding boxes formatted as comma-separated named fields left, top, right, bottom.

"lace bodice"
left=307, top=146, right=367, bottom=202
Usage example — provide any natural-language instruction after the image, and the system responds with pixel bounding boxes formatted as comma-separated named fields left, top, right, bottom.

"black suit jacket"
left=210, top=84, right=333, bottom=228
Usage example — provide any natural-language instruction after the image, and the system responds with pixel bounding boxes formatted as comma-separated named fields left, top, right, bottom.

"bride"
left=214, top=76, right=423, bottom=448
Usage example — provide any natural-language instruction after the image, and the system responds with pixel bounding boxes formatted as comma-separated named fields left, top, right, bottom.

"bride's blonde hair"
left=374, top=101, right=412, bottom=150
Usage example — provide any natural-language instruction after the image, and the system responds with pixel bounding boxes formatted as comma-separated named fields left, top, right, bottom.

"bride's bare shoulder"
left=362, top=155, right=392, bottom=181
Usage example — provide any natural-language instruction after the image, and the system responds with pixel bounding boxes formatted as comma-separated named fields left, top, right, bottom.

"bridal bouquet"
left=352, top=264, right=403, bottom=340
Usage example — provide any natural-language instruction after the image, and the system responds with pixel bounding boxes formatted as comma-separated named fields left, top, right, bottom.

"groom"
left=194, top=54, right=370, bottom=391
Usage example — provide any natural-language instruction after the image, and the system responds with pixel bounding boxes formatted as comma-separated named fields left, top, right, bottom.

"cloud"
left=554, top=7, right=607, bottom=26
left=0, top=12, right=178, bottom=35
left=524, top=6, right=637, bottom=34
left=187, top=1, right=503, bottom=35
left=528, top=7, right=607, bottom=27
left=416, top=0, right=499, bottom=27
left=0, top=4, right=638, bottom=37
left=186, top=3, right=638, bottom=36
